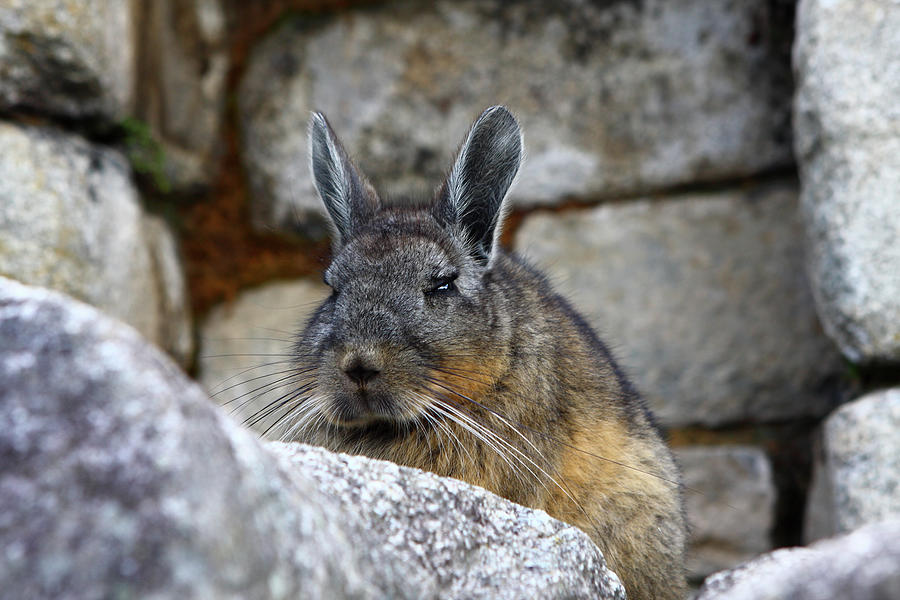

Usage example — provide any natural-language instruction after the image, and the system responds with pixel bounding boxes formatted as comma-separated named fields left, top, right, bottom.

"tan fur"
left=547, top=425, right=686, bottom=599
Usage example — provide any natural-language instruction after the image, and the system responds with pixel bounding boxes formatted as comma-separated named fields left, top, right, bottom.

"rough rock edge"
left=269, top=442, right=627, bottom=600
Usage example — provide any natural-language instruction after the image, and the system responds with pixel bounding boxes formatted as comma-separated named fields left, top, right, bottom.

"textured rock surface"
left=0, top=123, right=191, bottom=363
left=805, top=388, right=900, bottom=542
left=676, top=446, right=775, bottom=581
left=514, top=182, right=844, bottom=427
left=239, top=0, right=793, bottom=235
left=0, top=275, right=624, bottom=599
left=198, top=279, right=330, bottom=434
left=134, top=0, right=229, bottom=190
left=793, top=0, right=900, bottom=362
left=0, top=0, right=134, bottom=121
left=0, top=276, right=378, bottom=600
left=269, top=443, right=626, bottom=600
left=696, top=519, right=900, bottom=600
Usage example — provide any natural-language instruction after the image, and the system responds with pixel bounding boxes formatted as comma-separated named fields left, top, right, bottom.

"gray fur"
left=278, top=107, right=687, bottom=600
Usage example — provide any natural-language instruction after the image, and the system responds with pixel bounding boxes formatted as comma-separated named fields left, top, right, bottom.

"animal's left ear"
left=435, top=106, right=523, bottom=265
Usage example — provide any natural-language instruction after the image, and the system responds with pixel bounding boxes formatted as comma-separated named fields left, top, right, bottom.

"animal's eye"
left=425, top=274, right=458, bottom=296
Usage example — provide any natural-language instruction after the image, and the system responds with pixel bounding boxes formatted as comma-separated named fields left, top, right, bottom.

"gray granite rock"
left=269, top=443, right=626, bottom=600
left=0, top=122, right=191, bottom=363
left=514, top=182, right=844, bottom=427
left=135, top=0, right=229, bottom=190
left=793, top=0, right=900, bottom=362
left=0, top=0, right=134, bottom=121
left=0, top=275, right=625, bottom=599
left=676, top=446, right=775, bottom=582
left=805, top=388, right=900, bottom=542
left=0, top=276, right=378, bottom=600
left=696, top=520, right=900, bottom=600
left=239, top=0, right=794, bottom=236
left=197, top=279, right=330, bottom=435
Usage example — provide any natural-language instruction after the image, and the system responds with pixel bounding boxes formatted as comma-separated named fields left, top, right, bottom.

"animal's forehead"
left=329, top=233, right=455, bottom=281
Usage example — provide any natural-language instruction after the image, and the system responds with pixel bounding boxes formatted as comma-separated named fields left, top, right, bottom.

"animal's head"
left=292, top=106, right=523, bottom=431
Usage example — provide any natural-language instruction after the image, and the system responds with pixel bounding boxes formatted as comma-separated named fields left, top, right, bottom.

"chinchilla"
left=258, top=106, right=686, bottom=599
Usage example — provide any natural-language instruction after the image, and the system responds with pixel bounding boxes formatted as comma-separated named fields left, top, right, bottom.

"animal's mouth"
left=325, top=388, right=421, bottom=428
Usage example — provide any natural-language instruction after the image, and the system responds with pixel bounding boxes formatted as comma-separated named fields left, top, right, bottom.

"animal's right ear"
left=308, top=112, right=379, bottom=244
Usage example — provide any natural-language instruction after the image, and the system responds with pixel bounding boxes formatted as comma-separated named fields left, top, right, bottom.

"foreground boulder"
left=696, top=519, right=900, bottom=600
left=270, top=443, right=625, bottom=600
left=0, top=276, right=624, bottom=600
left=0, top=277, right=375, bottom=599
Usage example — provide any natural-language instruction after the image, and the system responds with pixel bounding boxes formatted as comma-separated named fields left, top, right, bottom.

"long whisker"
left=413, top=392, right=474, bottom=465
left=200, top=336, right=296, bottom=344
left=257, top=386, right=320, bottom=438
left=426, top=374, right=688, bottom=490
left=207, top=359, right=298, bottom=394
left=244, top=381, right=316, bottom=429
left=200, top=353, right=298, bottom=358
left=220, top=367, right=317, bottom=406
left=427, top=370, right=547, bottom=459
left=212, top=367, right=304, bottom=400
left=429, top=400, right=529, bottom=486
left=227, top=373, right=312, bottom=417
left=432, top=395, right=560, bottom=491
left=429, top=389, right=605, bottom=532
left=276, top=394, right=326, bottom=441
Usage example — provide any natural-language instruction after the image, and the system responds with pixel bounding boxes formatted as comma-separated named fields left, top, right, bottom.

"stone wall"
left=2, top=0, right=899, bottom=596
left=0, top=0, right=194, bottom=366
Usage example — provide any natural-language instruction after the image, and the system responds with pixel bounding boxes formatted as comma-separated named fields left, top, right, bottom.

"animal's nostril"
left=344, top=361, right=380, bottom=385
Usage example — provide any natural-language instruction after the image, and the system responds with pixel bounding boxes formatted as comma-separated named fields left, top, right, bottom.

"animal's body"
left=278, top=106, right=687, bottom=599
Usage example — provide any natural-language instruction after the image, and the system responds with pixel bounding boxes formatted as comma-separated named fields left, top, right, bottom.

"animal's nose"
left=344, top=361, right=380, bottom=385
left=341, top=351, right=382, bottom=386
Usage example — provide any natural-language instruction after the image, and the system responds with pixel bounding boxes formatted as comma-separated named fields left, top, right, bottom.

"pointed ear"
left=435, top=106, right=523, bottom=265
left=309, top=112, right=379, bottom=244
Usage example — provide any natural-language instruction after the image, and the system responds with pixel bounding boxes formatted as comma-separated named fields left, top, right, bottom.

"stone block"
left=0, top=0, right=134, bottom=121
left=794, top=0, right=900, bottom=362
left=0, top=122, right=191, bottom=363
left=805, top=388, right=900, bottom=542
left=676, top=446, right=776, bottom=582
